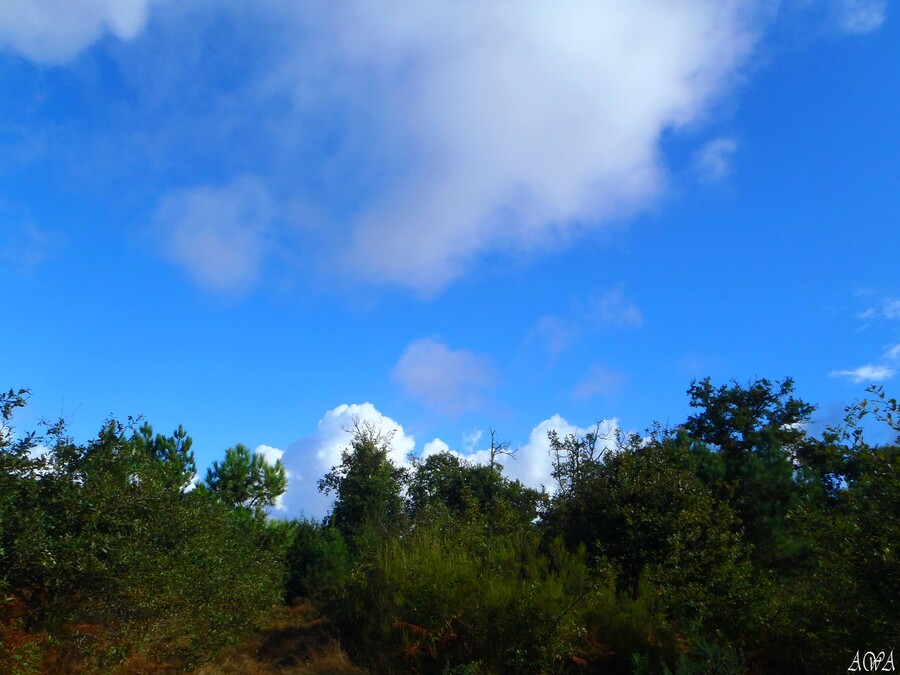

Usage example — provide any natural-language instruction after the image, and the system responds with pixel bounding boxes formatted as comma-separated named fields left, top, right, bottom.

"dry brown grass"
left=191, top=601, right=367, bottom=675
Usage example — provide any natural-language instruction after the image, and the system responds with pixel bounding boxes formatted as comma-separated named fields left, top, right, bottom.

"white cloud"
left=285, top=0, right=766, bottom=291
left=462, top=429, right=483, bottom=454
left=830, top=364, right=896, bottom=383
left=589, top=285, right=644, bottom=329
left=417, top=415, right=620, bottom=493
left=830, top=0, right=886, bottom=34
left=154, top=176, right=274, bottom=295
left=694, top=136, right=739, bottom=182
left=573, top=364, right=628, bottom=400
left=254, top=444, right=284, bottom=465
left=499, top=415, right=618, bottom=491
left=279, top=402, right=416, bottom=520
left=274, top=404, right=621, bottom=518
left=392, top=338, right=496, bottom=417
left=0, top=0, right=152, bottom=63
left=422, top=438, right=451, bottom=458
left=857, top=298, right=900, bottom=321
left=886, top=344, right=900, bottom=361
left=422, top=437, right=492, bottom=465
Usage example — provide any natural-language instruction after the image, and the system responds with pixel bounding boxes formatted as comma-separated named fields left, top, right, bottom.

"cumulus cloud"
left=281, top=0, right=766, bottom=291
left=830, top=0, right=886, bottom=34
left=830, top=364, right=896, bottom=383
left=572, top=365, right=628, bottom=400
left=272, top=402, right=620, bottom=517
left=415, top=415, right=620, bottom=494
left=422, top=436, right=493, bottom=465
left=0, top=0, right=152, bottom=63
left=694, top=136, right=739, bottom=182
left=278, top=403, right=416, bottom=520
left=422, top=438, right=451, bottom=458
left=392, top=338, right=496, bottom=417
left=154, top=176, right=274, bottom=295
left=499, top=415, right=618, bottom=491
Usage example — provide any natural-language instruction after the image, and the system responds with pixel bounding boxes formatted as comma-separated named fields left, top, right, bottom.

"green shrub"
left=331, top=519, right=599, bottom=673
left=285, top=519, right=352, bottom=602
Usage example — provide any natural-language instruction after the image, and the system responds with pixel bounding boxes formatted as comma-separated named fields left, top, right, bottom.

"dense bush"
left=331, top=518, right=600, bottom=673
left=0, top=395, right=287, bottom=672
left=285, top=518, right=352, bottom=603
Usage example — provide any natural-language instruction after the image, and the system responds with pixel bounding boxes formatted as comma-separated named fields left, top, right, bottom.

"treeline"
left=1, top=379, right=898, bottom=673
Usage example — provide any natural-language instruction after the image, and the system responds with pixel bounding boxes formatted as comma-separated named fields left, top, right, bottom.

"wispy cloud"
left=857, top=297, right=900, bottom=321
left=830, top=0, right=887, bottom=34
left=572, top=365, right=628, bottom=400
left=839, top=297, right=900, bottom=383
left=526, top=315, right=578, bottom=362
left=694, top=136, right=739, bottom=183
left=830, top=364, right=896, bottom=383
left=521, top=284, right=643, bottom=371
left=589, top=284, right=644, bottom=329
left=154, top=177, right=274, bottom=295
left=0, top=0, right=151, bottom=63
left=0, top=223, right=65, bottom=273
left=392, top=338, right=496, bottom=417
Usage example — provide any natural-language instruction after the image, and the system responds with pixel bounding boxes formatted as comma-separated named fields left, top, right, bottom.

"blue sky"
left=1, top=0, right=897, bottom=517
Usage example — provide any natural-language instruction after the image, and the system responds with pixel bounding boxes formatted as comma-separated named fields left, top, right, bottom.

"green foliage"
left=285, top=519, right=352, bottom=602
left=774, top=440, right=900, bottom=672
left=332, top=519, right=600, bottom=673
left=319, top=420, right=407, bottom=548
left=205, top=442, right=287, bottom=514
left=683, top=377, right=816, bottom=566
left=683, top=377, right=815, bottom=461
left=543, top=430, right=754, bottom=637
left=407, top=450, right=543, bottom=531
left=130, top=421, right=196, bottom=490
left=0, top=399, right=286, bottom=671
left=4, top=379, right=899, bottom=674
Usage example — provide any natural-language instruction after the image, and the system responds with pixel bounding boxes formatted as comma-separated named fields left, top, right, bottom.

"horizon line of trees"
left=2, top=377, right=898, bottom=673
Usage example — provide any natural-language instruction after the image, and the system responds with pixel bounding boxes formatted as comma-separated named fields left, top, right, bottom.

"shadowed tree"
left=682, top=377, right=817, bottom=566
left=407, top=450, right=543, bottom=531
left=318, top=419, right=407, bottom=547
